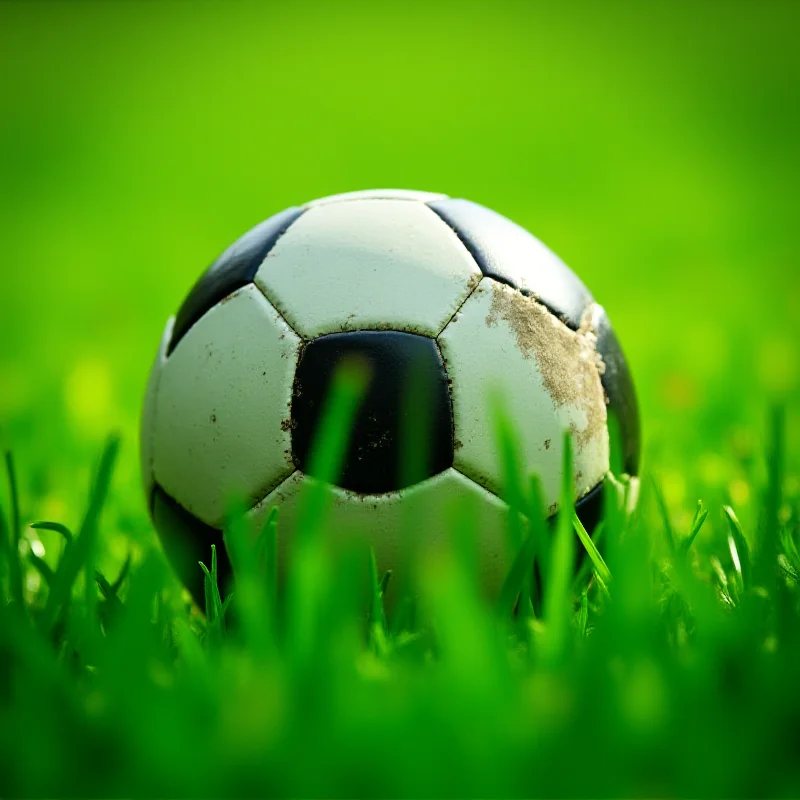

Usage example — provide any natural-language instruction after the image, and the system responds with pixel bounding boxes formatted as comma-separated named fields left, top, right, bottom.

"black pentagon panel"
left=167, top=206, right=305, bottom=356
left=428, top=198, right=593, bottom=330
left=292, top=331, right=454, bottom=494
left=591, top=306, right=641, bottom=476
left=151, top=484, right=232, bottom=610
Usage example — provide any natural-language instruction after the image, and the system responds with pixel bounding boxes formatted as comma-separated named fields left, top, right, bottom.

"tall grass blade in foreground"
left=572, top=511, right=611, bottom=595
left=40, top=435, right=120, bottom=637
left=293, top=357, right=370, bottom=544
left=286, top=357, right=369, bottom=664
left=199, top=544, right=233, bottom=646
left=681, top=500, right=709, bottom=555
left=223, top=503, right=279, bottom=655
left=541, top=430, right=576, bottom=665
left=3, top=451, right=24, bottom=609
left=723, top=504, right=751, bottom=594
left=491, top=391, right=547, bottom=620
left=490, top=391, right=527, bottom=555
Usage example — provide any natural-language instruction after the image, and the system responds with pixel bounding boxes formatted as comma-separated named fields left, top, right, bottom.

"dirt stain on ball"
left=485, top=283, right=606, bottom=448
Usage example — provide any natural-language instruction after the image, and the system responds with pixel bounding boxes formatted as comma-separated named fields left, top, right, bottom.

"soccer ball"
left=141, top=189, right=639, bottom=604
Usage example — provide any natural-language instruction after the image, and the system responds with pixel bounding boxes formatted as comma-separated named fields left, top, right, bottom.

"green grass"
left=2, top=399, right=800, bottom=797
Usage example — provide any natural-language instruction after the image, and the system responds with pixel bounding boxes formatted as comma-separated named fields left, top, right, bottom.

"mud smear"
left=466, top=271, right=483, bottom=293
left=485, top=283, right=606, bottom=448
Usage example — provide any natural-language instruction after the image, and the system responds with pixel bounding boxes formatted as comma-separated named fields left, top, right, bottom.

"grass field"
left=2, top=1, right=800, bottom=796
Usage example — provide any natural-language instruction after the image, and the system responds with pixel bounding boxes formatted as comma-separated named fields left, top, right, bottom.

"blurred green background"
left=1, top=0, right=799, bottom=539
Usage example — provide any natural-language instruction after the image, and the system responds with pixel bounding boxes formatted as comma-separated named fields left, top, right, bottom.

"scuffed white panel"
left=439, top=279, right=609, bottom=513
left=153, top=284, right=301, bottom=527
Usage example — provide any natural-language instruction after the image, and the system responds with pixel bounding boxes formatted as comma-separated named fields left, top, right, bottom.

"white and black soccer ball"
left=141, top=189, right=639, bottom=603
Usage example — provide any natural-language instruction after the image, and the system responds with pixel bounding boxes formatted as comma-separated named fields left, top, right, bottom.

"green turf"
left=1, top=0, right=800, bottom=796
left=2, top=405, right=799, bottom=796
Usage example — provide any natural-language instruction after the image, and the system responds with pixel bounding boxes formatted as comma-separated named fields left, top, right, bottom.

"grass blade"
left=447, top=487, right=482, bottom=595
left=497, top=522, right=538, bottom=618
left=368, top=548, right=385, bottom=630
left=111, top=554, right=131, bottom=594
left=491, top=391, right=527, bottom=554
left=577, top=588, right=589, bottom=637
left=778, top=554, right=800, bottom=585
left=31, top=521, right=74, bottom=544
left=368, top=547, right=388, bottom=652
left=200, top=544, right=234, bottom=646
left=28, top=551, right=55, bottom=586
left=40, top=436, right=120, bottom=634
left=651, top=475, right=676, bottom=554
left=420, top=545, right=503, bottom=694
left=572, top=522, right=604, bottom=594
left=201, top=560, right=215, bottom=624
left=224, top=501, right=276, bottom=654
left=723, top=505, right=751, bottom=591
left=95, top=570, right=125, bottom=629
left=681, top=501, right=708, bottom=555
left=258, top=505, right=279, bottom=614
left=203, top=543, right=223, bottom=618
left=295, top=358, right=370, bottom=545
left=0, top=491, right=9, bottom=599
left=527, top=474, right=550, bottom=617
left=4, top=452, right=24, bottom=608
left=542, top=430, right=576, bottom=664
left=287, top=359, right=369, bottom=664
left=780, top=522, right=800, bottom=575
left=399, top=356, right=432, bottom=489
left=379, top=569, right=392, bottom=599
left=573, top=512, right=612, bottom=595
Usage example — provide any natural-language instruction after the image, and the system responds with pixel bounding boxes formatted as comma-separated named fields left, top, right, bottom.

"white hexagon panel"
left=151, top=284, right=301, bottom=528
left=254, top=199, right=481, bottom=339
left=438, top=278, right=610, bottom=513
left=248, top=467, right=512, bottom=601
